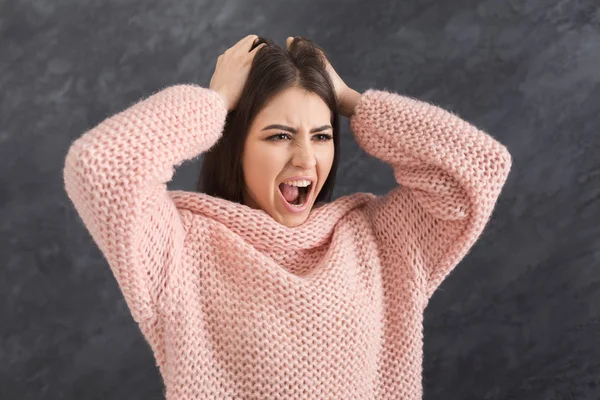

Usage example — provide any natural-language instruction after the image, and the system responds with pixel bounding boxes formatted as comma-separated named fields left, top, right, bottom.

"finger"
left=243, top=34, right=259, bottom=47
left=286, top=36, right=293, bottom=48
left=242, top=34, right=261, bottom=53
left=231, top=35, right=252, bottom=49
left=249, top=42, right=266, bottom=55
left=230, top=34, right=258, bottom=52
left=242, top=34, right=258, bottom=44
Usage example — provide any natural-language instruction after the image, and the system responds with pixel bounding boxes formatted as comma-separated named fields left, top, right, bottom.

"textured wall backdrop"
left=1, top=0, right=599, bottom=399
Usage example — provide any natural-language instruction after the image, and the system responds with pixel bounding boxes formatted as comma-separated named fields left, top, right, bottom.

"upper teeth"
left=283, top=180, right=311, bottom=187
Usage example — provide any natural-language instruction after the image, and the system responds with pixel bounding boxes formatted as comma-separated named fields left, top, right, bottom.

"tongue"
left=280, top=183, right=299, bottom=203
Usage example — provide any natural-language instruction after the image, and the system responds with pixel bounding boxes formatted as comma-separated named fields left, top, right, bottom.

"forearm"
left=65, top=85, right=227, bottom=188
left=348, top=88, right=512, bottom=219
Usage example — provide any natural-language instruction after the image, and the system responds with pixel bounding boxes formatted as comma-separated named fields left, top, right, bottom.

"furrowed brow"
left=261, top=124, right=332, bottom=134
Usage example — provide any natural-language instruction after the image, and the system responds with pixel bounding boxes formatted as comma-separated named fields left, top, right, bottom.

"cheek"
left=243, top=151, right=285, bottom=190
left=316, top=145, right=335, bottom=174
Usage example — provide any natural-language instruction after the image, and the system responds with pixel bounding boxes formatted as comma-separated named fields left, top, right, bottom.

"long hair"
left=197, top=36, right=341, bottom=207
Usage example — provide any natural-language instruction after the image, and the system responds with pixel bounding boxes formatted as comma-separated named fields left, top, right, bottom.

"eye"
left=267, top=133, right=333, bottom=141
left=268, top=133, right=291, bottom=141
left=315, top=133, right=333, bottom=141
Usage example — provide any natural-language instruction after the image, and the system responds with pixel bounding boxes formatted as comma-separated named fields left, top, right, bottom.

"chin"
left=271, top=206, right=312, bottom=227
left=280, top=217, right=307, bottom=228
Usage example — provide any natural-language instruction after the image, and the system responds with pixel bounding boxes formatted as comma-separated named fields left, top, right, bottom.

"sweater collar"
left=171, top=191, right=375, bottom=251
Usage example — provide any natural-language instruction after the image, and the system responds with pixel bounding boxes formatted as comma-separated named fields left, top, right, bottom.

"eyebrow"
left=261, top=124, right=332, bottom=134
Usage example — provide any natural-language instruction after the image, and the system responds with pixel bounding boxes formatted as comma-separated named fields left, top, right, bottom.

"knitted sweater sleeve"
left=63, top=85, right=228, bottom=323
left=349, top=89, right=512, bottom=301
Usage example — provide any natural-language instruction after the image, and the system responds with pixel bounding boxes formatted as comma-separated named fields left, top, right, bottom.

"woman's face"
left=241, top=86, right=335, bottom=227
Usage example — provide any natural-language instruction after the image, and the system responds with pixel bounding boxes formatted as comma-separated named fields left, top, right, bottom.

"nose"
left=291, top=142, right=317, bottom=169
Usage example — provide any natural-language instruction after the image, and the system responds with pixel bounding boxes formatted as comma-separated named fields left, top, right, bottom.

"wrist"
left=212, top=88, right=231, bottom=112
left=339, top=87, right=361, bottom=118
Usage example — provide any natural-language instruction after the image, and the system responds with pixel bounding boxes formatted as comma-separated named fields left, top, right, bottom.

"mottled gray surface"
left=1, top=0, right=599, bottom=398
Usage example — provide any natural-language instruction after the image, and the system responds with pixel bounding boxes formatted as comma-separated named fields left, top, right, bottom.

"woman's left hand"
left=286, top=36, right=352, bottom=113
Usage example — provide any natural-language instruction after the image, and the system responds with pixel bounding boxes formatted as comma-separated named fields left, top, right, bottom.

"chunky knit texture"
left=63, top=84, right=512, bottom=399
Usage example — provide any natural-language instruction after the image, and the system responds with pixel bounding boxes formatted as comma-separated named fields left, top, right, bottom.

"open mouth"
left=278, top=182, right=313, bottom=207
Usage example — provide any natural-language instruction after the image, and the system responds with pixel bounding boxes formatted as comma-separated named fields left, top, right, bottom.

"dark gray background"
left=2, top=0, right=599, bottom=399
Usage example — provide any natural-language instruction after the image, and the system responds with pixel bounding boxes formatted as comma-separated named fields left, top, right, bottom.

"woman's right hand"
left=209, top=34, right=266, bottom=112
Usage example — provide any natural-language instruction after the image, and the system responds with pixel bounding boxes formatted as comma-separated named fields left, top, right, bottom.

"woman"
left=63, top=34, right=512, bottom=399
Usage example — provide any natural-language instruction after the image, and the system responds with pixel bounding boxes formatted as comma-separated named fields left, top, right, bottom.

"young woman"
left=63, top=34, right=512, bottom=399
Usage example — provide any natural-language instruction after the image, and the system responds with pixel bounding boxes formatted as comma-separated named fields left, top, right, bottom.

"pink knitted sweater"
left=63, top=84, right=511, bottom=399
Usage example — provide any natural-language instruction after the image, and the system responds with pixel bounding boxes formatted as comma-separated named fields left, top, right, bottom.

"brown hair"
left=197, top=36, right=341, bottom=207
